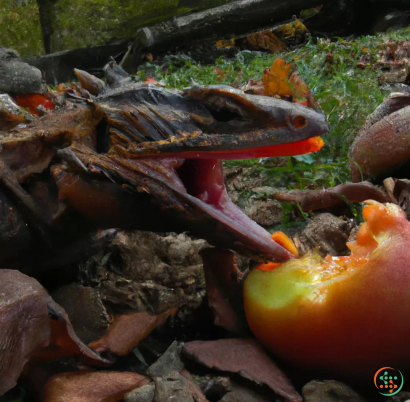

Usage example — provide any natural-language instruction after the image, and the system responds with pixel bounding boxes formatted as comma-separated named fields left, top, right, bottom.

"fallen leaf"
left=214, top=67, right=226, bottom=80
left=243, top=30, right=286, bottom=53
left=273, top=19, right=308, bottom=41
left=0, top=270, right=110, bottom=397
left=0, top=270, right=51, bottom=395
left=34, top=300, right=113, bottom=366
left=42, top=371, right=149, bottom=402
left=200, top=248, right=249, bottom=334
left=183, top=338, right=301, bottom=402
left=326, top=52, right=334, bottom=64
left=215, top=38, right=235, bottom=48
left=263, top=59, right=293, bottom=98
left=383, top=177, right=398, bottom=203
left=288, top=71, right=310, bottom=106
left=262, top=58, right=313, bottom=105
left=273, top=182, right=389, bottom=211
left=89, top=309, right=177, bottom=356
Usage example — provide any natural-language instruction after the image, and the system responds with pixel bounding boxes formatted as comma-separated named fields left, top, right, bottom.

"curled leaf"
left=263, top=59, right=293, bottom=98
left=0, top=270, right=112, bottom=396
left=200, top=248, right=248, bottom=334
left=34, top=300, right=113, bottom=366
left=0, top=270, right=51, bottom=395
left=42, top=371, right=149, bottom=402
left=183, top=338, right=301, bottom=402
left=90, top=309, right=177, bottom=356
left=243, top=31, right=286, bottom=53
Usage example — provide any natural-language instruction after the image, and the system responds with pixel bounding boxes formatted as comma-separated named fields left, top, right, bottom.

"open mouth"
left=174, top=157, right=295, bottom=261
left=62, top=79, right=328, bottom=261
left=55, top=145, right=296, bottom=262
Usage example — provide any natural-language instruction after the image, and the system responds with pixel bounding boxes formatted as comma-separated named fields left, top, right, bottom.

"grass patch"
left=139, top=28, right=410, bottom=190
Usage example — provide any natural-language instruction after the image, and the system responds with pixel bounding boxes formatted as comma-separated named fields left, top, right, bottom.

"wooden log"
left=121, top=0, right=325, bottom=72
left=26, top=43, right=128, bottom=85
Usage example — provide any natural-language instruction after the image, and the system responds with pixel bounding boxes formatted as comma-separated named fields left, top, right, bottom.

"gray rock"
left=194, top=375, right=231, bottom=400
left=294, top=213, right=354, bottom=256
left=0, top=47, right=44, bottom=94
left=154, top=372, right=194, bottom=402
left=93, top=230, right=207, bottom=314
left=147, top=341, right=183, bottom=378
left=243, top=199, right=282, bottom=227
left=51, top=283, right=109, bottom=344
left=389, top=392, right=410, bottom=402
left=124, top=384, right=155, bottom=402
left=302, top=380, right=365, bottom=402
left=219, top=382, right=273, bottom=402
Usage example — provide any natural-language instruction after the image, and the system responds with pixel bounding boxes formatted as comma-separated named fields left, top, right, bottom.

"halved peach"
left=244, top=201, right=410, bottom=378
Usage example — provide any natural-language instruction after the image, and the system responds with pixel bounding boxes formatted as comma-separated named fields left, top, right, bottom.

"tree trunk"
left=36, top=0, right=59, bottom=54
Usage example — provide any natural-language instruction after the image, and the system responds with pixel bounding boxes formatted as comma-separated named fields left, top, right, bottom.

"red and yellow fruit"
left=244, top=201, right=410, bottom=378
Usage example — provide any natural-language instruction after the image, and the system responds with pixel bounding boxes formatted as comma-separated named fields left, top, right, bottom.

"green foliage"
left=0, top=0, right=43, bottom=58
left=143, top=29, right=410, bottom=190
left=0, top=0, right=235, bottom=54
left=51, top=0, right=234, bottom=52
left=150, top=51, right=275, bottom=88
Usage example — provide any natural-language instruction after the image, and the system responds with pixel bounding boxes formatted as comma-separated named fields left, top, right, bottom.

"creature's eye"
left=292, top=115, right=307, bottom=129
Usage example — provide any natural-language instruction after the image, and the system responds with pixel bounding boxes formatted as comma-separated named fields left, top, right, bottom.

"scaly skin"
left=0, top=60, right=328, bottom=265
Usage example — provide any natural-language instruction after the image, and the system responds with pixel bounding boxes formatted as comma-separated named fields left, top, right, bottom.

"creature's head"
left=63, top=63, right=329, bottom=261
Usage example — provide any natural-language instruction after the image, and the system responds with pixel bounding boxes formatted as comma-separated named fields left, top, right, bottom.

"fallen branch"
left=273, top=182, right=389, bottom=211
left=121, top=0, right=324, bottom=72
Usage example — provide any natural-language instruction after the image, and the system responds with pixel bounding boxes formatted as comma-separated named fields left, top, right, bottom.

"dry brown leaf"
left=90, top=308, right=177, bottom=356
left=244, top=30, right=286, bottom=53
left=214, top=67, right=226, bottom=81
left=263, top=59, right=293, bottom=98
left=0, top=270, right=51, bottom=395
left=183, top=338, right=301, bottom=402
left=288, top=71, right=310, bottom=106
left=200, top=248, right=248, bottom=334
left=34, top=300, right=113, bottom=366
left=261, top=58, right=312, bottom=106
left=0, top=270, right=110, bottom=396
left=273, top=19, right=308, bottom=41
left=42, top=371, right=149, bottom=402
left=215, top=38, right=235, bottom=48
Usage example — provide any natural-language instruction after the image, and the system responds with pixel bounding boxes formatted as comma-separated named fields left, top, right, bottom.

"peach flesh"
left=244, top=201, right=410, bottom=378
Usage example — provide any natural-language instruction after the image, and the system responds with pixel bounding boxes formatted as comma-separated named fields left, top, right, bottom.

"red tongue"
left=177, top=159, right=225, bottom=206
left=177, top=158, right=293, bottom=261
